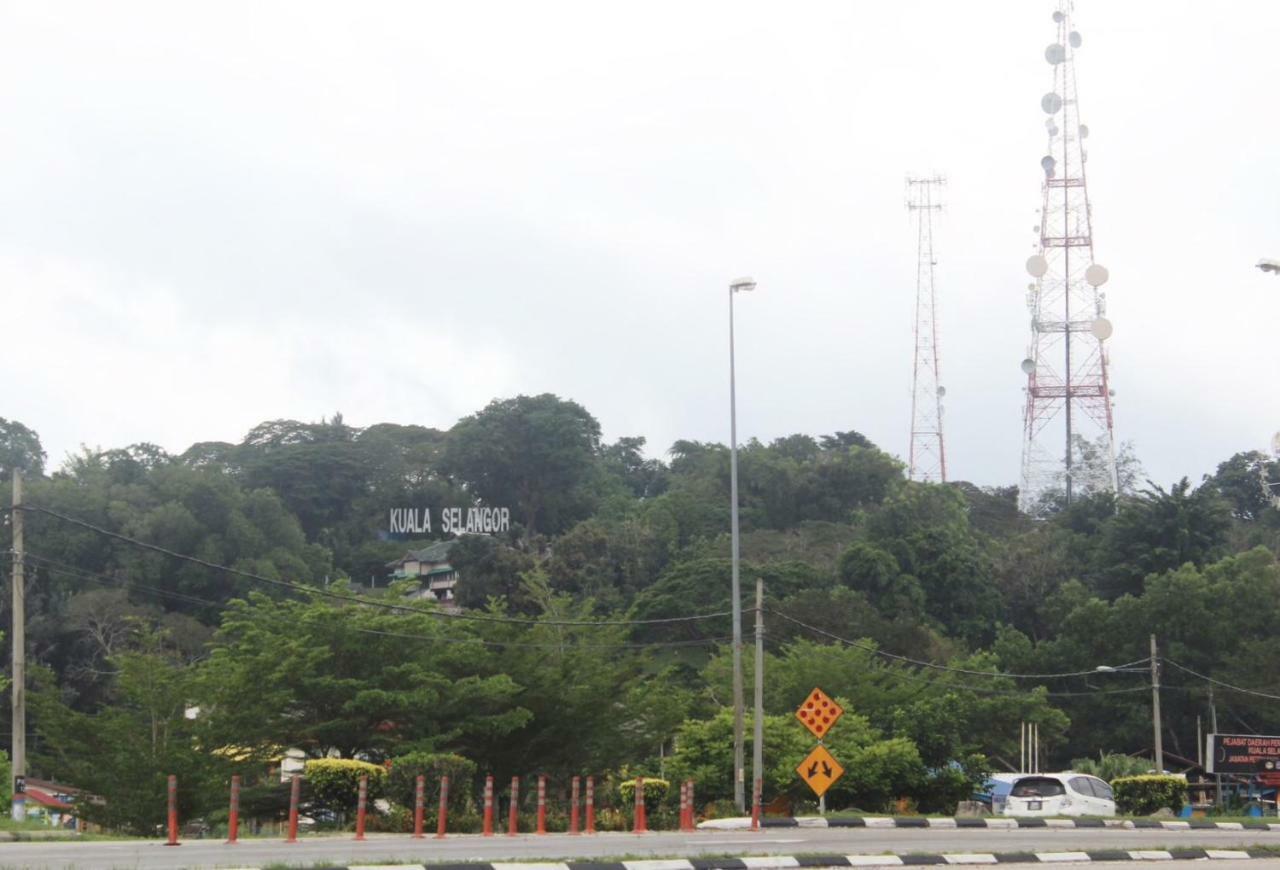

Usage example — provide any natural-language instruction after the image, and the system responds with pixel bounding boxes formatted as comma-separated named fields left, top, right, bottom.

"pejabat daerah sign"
left=388, top=506, right=511, bottom=537
left=1206, top=733, right=1280, bottom=774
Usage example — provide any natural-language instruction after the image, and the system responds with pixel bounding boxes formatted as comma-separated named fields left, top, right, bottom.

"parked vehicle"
left=1001, top=773, right=1116, bottom=817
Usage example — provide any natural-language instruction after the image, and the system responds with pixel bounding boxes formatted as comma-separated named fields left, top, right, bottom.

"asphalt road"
left=0, top=827, right=1278, bottom=870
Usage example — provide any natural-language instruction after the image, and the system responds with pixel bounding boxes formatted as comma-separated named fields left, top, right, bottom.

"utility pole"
left=728, top=277, right=755, bottom=812
left=1150, top=634, right=1163, bottom=774
left=1210, top=684, right=1222, bottom=807
left=751, top=575, right=764, bottom=826
left=10, top=470, right=25, bottom=822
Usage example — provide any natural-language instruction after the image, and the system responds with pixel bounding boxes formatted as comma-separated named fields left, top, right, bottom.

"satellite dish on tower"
left=1090, top=317, right=1113, bottom=341
left=1069, top=31, right=1083, bottom=48
left=1026, top=254, right=1049, bottom=277
left=1045, top=43, right=1066, bottom=64
left=937, top=386, right=947, bottom=398
left=1042, top=93, right=1063, bottom=114
left=1085, top=263, right=1110, bottom=287
left=1021, top=358, right=1036, bottom=375
left=1079, top=124, right=1090, bottom=138
left=1053, top=10, right=1065, bottom=22
left=1041, top=155, right=1056, bottom=174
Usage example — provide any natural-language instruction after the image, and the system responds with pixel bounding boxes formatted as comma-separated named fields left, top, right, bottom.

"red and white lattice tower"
left=1018, top=1, right=1117, bottom=513
left=907, top=175, right=947, bottom=484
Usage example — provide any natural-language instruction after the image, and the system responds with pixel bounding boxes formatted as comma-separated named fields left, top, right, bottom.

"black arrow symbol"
left=821, top=761, right=833, bottom=778
left=807, top=762, right=818, bottom=778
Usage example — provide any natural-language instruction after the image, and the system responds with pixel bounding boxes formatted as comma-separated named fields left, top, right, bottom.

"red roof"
left=24, top=788, right=73, bottom=811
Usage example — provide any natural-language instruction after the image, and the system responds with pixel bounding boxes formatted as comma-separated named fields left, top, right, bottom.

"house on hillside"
left=386, top=540, right=460, bottom=609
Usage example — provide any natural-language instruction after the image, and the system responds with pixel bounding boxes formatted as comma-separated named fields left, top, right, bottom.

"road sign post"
left=795, top=687, right=846, bottom=809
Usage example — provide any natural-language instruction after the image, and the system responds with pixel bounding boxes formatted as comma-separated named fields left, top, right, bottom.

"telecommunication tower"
left=1018, top=1, right=1117, bottom=513
left=907, top=175, right=947, bottom=484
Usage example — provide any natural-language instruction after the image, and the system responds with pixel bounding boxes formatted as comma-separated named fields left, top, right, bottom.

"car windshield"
left=1011, top=777, right=1065, bottom=797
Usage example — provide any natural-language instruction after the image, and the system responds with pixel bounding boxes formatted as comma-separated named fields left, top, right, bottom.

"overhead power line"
left=1164, top=659, right=1280, bottom=702
left=768, top=609, right=1151, bottom=681
left=16, top=505, right=734, bottom=628
left=21, top=552, right=735, bottom=652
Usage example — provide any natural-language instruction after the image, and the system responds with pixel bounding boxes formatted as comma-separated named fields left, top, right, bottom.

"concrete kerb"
left=196, top=848, right=1280, bottom=870
left=697, top=816, right=1280, bottom=832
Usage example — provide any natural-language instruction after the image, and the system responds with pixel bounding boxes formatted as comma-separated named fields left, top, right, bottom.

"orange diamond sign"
left=796, top=744, right=844, bottom=797
left=795, top=687, right=843, bottom=739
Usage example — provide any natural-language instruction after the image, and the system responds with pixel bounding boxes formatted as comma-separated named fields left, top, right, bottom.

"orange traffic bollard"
left=585, top=775, right=596, bottom=834
left=355, top=774, right=368, bottom=841
left=286, top=774, right=301, bottom=843
left=536, top=774, right=547, bottom=835
left=507, top=776, right=520, bottom=836
left=226, top=775, right=240, bottom=845
left=569, top=776, right=580, bottom=835
left=413, top=774, right=425, bottom=838
left=483, top=774, right=495, bottom=836
left=632, top=776, right=647, bottom=833
left=165, top=775, right=180, bottom=846
left=751, top=777, right=762, bottom=831
left=436, top=774, right=450, bottom=839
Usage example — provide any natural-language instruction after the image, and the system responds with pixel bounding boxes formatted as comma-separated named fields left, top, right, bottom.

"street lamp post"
left=729, top=276, right=755, bottom=813
left=1095, top=634, right=1163, bottom=775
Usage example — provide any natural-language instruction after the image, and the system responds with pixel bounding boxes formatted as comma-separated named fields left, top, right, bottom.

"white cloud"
left=0, top=0, right=1276, bottom=485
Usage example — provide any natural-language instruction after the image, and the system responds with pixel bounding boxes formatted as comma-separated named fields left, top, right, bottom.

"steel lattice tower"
left=907, top=175, right=947, bottom=484
left=1018, top=1, right=1117, bottom=513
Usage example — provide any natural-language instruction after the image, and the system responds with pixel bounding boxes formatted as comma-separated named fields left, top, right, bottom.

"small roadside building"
left=386, top=540, right=460, bottom=609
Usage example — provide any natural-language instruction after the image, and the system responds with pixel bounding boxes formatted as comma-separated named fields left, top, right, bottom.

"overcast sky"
left=2, top=0, right=1277, bottom=489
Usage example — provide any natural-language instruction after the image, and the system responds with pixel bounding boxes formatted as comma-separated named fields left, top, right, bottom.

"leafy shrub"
left=303, top=759, right=387, bottom=814
left=1112, top=775, right=1188, bottom=815
left=364, top=802, right=412, bottom=832
left=617, top=776, right=670, bottom=811
left=1070, top=753, right=1151, bottom=782
left=386, top=752, right=477, bottom=813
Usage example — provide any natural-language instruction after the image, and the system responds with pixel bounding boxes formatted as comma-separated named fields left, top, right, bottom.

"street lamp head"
left=730, top=277, right=757, bottom=293
left=1257, top=258, right=1280, bottom=275
left=1095, top=665, right=1117, bottom=673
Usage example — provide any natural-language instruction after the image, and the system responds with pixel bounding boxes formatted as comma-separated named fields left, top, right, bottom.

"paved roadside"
left=0, top=827, right=1279, bottom=870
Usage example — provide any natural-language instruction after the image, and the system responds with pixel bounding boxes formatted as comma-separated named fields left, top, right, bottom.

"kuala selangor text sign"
left=388, top=506, right=511, bottom=536
left=1206, top=733, right=1280, bottom=774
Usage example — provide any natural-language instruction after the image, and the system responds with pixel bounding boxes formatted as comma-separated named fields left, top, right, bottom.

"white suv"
left=1001, top=773, right=1116, bottom=817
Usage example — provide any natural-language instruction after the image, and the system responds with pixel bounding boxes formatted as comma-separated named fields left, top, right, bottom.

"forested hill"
left=1, top=395, right=1279, bottom=830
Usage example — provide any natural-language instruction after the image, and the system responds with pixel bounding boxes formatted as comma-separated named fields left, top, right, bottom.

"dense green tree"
left=441, top=394, right=603, bottom=536
left=196, top=591, right=529, bottom=761
left=0, top=417, right=46, bottom=479
left=1208, top=451, right=1280, bottom=522
left=1097, top=478, right=1232, bottom=598
left=31, top=628, right=229, bottom=835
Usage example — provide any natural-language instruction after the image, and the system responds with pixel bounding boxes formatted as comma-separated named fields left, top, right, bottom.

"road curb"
left=700, top=816, right=1280, bottom=833
left=219, top=850, right=1280, bottom=869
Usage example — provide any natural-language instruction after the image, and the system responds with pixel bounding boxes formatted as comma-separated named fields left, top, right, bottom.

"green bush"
left=1070, top=752, right=1151, bottom=782
left=386, top=752, right=477, bottom=813
left=1112, top=775, right=1188, bottom=816
left=303, top=759, right=387, bottom=815
left=617, top=776, right=670, bottom=811
left=0, top=751, right=11, bottom=810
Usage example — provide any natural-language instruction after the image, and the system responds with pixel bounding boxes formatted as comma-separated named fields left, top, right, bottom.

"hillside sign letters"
left=389, top=506, right=511, bottom=536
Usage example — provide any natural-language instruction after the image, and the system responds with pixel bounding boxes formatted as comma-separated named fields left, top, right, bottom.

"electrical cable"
left=21, top=552, right=734, bottom=652
left=1163, top=659, right=1280, bottom=702
left=16, top=505, right=737, bottom=628
left=767, top=608, right=1151, bottom=680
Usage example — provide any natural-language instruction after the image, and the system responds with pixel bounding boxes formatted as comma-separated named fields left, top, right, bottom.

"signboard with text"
left=387, top=506, right=511, bottom=537
left=1206, top=733, right=1280, bottom=774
